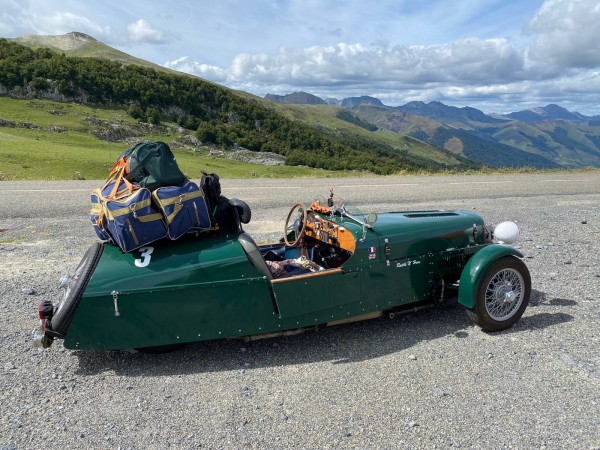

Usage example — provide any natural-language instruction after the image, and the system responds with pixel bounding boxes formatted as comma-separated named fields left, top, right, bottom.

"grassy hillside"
left=0, top=97, right=355, bottom=180
left=263, top=103, right=471, bottom=167
left=492, top=121, right=600, bottom=167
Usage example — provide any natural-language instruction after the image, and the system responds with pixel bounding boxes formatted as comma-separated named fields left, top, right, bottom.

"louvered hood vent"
left=403, top=212, right=459, bottom=218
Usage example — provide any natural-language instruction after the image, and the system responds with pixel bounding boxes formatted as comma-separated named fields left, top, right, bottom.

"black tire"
left=50, top=242, right=104, bottom=336
left=466, top=256, right=531, bottom=332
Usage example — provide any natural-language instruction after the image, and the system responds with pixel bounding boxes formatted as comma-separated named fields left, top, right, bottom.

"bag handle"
left=101, top=156, right=137, bottom=200
left=126, top=144, right=160, bottom=181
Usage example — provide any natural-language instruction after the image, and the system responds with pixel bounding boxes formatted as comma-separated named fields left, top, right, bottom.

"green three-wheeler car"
left=33, top=191, right=531, bottom=351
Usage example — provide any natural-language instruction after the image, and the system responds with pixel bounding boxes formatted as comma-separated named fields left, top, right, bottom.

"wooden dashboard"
left=305, top=210, right=356, bottom=253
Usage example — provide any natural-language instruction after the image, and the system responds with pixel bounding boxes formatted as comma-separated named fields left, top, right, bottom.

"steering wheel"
left=284, top=203, right=308, bottom=246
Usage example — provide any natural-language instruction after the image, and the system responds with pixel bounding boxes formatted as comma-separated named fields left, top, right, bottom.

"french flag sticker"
left=368, top=247, right=377, bottom=260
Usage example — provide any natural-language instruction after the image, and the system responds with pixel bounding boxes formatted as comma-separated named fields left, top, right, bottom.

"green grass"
left=0, top=96, right=356, bottom=180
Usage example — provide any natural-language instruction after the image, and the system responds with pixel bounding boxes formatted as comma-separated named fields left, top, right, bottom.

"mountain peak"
left=265, top=91, right=326, bottom=105
left=397, top=101, right=503, bottom=124
left=340, top=96, right=384, bottom=108
left=65, top=31, right=98, bottom=42
left=16, top=31, right=99, bottom=52
left=505, top=104, right=586, bottom=122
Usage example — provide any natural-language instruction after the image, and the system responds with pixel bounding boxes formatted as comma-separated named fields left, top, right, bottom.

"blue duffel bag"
left=90, top=173, right=135, bottom=244
left=90, top=191, right=112, bottom=241
left=152, top=181, right=211, bottom=239
left=104, top=188, right=168, bottom=252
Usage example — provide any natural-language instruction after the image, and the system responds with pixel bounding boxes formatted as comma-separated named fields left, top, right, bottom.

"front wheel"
left=466, top=256, right=531, bottom=332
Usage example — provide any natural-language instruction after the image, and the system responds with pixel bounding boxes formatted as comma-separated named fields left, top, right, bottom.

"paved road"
left=2, top=171, right=599, bottom=218
left=2, top=171, right=599, bottom=240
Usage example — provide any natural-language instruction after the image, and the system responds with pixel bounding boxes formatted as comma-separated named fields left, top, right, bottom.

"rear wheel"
left=466, top=256, right=531, bottom=332
left=50, top=242, right=104, bottom=336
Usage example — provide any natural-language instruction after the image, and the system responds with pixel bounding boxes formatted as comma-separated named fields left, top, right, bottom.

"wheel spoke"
left=484, top=268, right=525, bottom=321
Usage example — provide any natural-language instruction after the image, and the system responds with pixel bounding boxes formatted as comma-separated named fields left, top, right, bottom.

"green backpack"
left=123, top=141, right=185, bottom=190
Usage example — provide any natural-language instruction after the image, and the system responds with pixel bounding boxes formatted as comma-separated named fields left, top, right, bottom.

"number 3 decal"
left=135, top=246, right=154, bottom=268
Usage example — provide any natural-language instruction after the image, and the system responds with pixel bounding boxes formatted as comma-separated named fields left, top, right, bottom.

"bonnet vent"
left=404, top=212, right=459, bottom=218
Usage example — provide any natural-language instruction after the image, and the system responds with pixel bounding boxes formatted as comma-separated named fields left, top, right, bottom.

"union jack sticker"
left=368, top=247, right=377, bottom=259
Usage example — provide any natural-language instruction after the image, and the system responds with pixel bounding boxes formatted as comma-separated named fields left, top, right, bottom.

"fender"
left=458, top=245, right=525, bottom=309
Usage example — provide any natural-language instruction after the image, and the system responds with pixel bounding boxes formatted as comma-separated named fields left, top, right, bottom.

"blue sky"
left=1, top=0, right=600, bottom=115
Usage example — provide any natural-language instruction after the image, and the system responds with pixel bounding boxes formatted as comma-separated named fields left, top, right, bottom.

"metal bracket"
left=111, top=290, right=120, bottom=317
left=385, top=238, right=391, bottom=266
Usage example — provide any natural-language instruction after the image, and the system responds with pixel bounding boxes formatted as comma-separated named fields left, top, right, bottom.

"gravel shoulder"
left=1, top=173, right=599, bottom=449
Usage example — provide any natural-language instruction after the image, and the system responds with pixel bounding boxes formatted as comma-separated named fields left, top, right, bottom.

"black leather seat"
left=238, top=232, right=273, bottom=280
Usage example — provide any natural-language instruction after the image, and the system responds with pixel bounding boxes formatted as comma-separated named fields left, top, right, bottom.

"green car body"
left=35, top=197, right=530, bottom=351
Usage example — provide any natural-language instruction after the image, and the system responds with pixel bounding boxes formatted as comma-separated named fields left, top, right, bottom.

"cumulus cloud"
left=164, top=56, right=228, bottom=82
left=190, top=38, right=526, bottom=88
left=38, top=11, right=110, bottom=38
left=127, top=19, right=173, bottom=44
left=162, top=38, right=535, bottom=111
left=527, top=0, right=600, bottom=68
left=0, top=3, right=110, bottom=39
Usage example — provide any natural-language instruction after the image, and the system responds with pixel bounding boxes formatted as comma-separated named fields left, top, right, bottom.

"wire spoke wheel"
left=51, top=242, right=104, bottom=336
left=467, top=256, right=531, bottom=332
left=484, top=268, right=524, bottom=321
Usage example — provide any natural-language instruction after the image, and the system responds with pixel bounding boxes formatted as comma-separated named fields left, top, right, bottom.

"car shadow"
left=73, top=290, right=574, bottom=377
left=501, top=288, right=576, bottom=334
left=529, top=288, right=578, bottom=307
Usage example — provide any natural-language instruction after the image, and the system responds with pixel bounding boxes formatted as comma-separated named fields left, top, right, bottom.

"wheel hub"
left=485, top=268, right=525, bottom=321
left=494, top=283, right=516, bottom=303
left=504, top=289, right=516, bottom=302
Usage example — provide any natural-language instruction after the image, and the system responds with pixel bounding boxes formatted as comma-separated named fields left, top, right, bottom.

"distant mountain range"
left=265, top=92, right=600, bottom=169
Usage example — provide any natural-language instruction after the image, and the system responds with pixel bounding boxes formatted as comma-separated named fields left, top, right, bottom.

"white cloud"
left=0, top=2, right=110, bottom=39
left=164, top=56, right=228, bottom=82
left=175, top=38, right=526, bottom=89
left=527, top=0, right=600, bottom=68
left=37, top=11, right=110, bottom=38
left=127, top=19, right=173, bottom=44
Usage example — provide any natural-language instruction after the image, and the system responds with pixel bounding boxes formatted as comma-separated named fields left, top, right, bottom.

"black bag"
left=214, top=195, right=238, bottom=233
left=123, top=142, right=185, bottom=190
left=200, top=171, right=221, bottom=226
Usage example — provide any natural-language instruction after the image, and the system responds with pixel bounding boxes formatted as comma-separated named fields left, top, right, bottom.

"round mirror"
left=367, top=212, right=378, bottom=225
